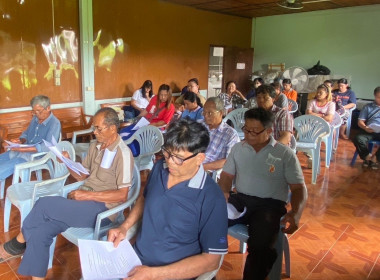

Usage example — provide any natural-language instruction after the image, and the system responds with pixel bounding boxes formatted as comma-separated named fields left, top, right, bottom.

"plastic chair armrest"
left=71, top=128, right=94, bottom=144
left=61, top=181, right=85, bottom=197
left=12, top=153, right=52, bottom=184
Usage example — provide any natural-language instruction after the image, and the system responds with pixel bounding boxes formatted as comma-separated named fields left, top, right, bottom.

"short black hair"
left=282, top=79, right=292, bottom=85
left=374, top=86, right=380, bottom=95
left=244, top=108, right=274, bottom=129
left=183, top=91, right=202, bottom=108
left=164, top=119, right=210, bottom=154
left=256, top=84, right=276, bottom=98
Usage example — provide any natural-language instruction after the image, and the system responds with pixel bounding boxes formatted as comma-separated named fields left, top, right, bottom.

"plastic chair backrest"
left=288, top=99, right=298, bottom=114
left=132, top=126, right=163, bottom=157
left=294, top=115, right=330, bottom=143
left=53, top=141, right=75, bottom=177
left=223, top=108, right=248, bottom=132
left=331, top=111, right=342, bottom=129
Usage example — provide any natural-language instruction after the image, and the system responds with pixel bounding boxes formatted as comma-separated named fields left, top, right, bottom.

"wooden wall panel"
left=0, top=0, right=80, bottom=109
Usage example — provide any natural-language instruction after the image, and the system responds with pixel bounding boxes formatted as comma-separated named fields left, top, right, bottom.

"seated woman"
left=282, top=79, right=298, bottom=102
left=124, top=80, right=153, bottom=119
left=120, top=84, right=175, bottom=156
left=332, top=78, right=357, bottom=139
left=246, top=77, right=264, bottom=100
left=180, top=91, right=204, bottom=122
left=306, top=84, right=335, bottom=123
left=218, top=81, right=247, bottom=115
left=271, top=81, right=288, bottom=109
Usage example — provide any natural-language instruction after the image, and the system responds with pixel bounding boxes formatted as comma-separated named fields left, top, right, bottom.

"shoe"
left=362, top=160, right=370, bottom=168
left=0, top=243, right=24, bottom=263
left=370, top=161, right=379, bottom=170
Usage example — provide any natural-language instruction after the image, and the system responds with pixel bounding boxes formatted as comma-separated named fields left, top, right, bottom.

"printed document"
left=4, top=140, right=39, bottom=149
left=368, top=123, right=380, bottom=133
left=78, top=239, right=141, bottom=280
left=43, top=136, right=89, bottom=175
left=132, top=117, right=150, bottom=130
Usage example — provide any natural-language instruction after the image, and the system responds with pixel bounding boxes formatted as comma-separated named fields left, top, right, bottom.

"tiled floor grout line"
left=366, top=253, right=380, bottom=279
left=304, top=223, right=350, bottom=279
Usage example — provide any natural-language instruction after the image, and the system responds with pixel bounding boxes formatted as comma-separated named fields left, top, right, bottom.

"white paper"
left=227, top=203, right=247, bottom=220
left=119, top=132, right=130, bottom=138
left=368, top=123, right=380, bottom=133
left=4, top=140, right=39, bottom=148
left=132, top=117, right=150, bottom=131
left=100, top=148, right=116, bottom=169
left=78, top=239, right=141, bottom=280
left=43, top=136, right=89, bottom=175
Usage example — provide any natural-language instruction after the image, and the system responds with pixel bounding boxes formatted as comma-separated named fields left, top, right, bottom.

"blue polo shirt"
left=134, top=159, right=228, bottom=266
left=359, top=102, right=380, bottom=127
left=180, top=106, right=204, bottom=122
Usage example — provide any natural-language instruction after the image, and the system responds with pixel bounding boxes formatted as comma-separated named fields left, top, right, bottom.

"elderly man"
left=256, top=84, right=293, bottom=145
left=0, top=95, right=61, bottom=182
left=202, top=97, right=240, bottom=173
left=108, top=119, right=228, bottom=279
left=353, top=86, right=380, bottom=169
left=0, top=108, right=133, bottom=280
left=218, top=108, right=307, bottom=280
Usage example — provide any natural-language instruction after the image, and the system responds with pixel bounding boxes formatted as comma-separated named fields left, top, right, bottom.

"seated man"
left=0, top=108, right=133, bottom=280
left=218, top=108, right=307, bottom=280
left=202, top=97, right=240, bottom=173
left=108, top=119, right=228, bottom=279
left=0, top=95, right=61, bottom=183
left=256, top=84, right=293, bottom=145
left=353, top=86, right=380, bottom=169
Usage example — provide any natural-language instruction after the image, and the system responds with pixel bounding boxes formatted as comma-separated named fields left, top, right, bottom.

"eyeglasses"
left=242, top=126, right=267, bottom=136
left=92, top=126, right=109, bottom=133
left=202, top=110, right=220, bottom=117
left=31, top=108, right=46, bottom=115
left=161, top=146, right=198, bottom=166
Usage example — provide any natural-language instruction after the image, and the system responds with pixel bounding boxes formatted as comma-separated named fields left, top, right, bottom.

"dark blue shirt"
left=134, top=159, right=228, bottom=266
left=333, top=89, right=357, bottom=107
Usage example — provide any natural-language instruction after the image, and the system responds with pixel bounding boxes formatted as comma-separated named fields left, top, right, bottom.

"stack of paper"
left=43, top=136, right=89, bottom=175
left=4, top=140, right=39, bottom=149
left=78, top=239, right=142, bottom=280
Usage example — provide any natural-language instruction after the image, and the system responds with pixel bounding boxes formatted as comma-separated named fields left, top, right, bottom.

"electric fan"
left=281, top=66, right=309, bottom=92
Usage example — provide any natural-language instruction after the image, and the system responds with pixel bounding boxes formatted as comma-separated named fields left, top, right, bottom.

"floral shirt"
left=218, top=92, right=247, bottom=110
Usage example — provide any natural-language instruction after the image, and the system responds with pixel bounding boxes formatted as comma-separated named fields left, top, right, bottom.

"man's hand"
left=281, top=212, right=298, bottom=234
left=223, top=192, right=229, bottom=203
left=125, top=265, right=157, bottom=280
left=67, top=190, right=93, bottom=201
left=108, top=226, right=128, bottom=248
left=10, top=138, right=22, bottom=144
left=364, top=127, right=374, bottom=133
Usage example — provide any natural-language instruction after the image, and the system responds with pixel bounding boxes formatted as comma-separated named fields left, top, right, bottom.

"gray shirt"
left=222, top=137, right=304, bottom=202
left=274, top=93, right=289, bottom=109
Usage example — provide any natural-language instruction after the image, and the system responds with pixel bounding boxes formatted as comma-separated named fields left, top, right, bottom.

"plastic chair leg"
left=311, top=150, right=319, bottom=184
left=333, top=128, right=340, bottom=151
left=351, top=150, right=359, bottom=166
left=283, top=234, right=291, bottom=277
left=0, top=179, right=4, bottom=200
left=239, top=241, right=247, bottom=253
left=3, top=197, right=11, bottom=232
left=325, top=134, right=333, bottom=168
left=346, top=115, right=352, bottom=138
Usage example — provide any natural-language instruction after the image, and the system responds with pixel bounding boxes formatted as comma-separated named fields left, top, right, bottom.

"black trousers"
left=352, top=130, right=380, bottom=161
left=228, top=193, right=287, bottom=280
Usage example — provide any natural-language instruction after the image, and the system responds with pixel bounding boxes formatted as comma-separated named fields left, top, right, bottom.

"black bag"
left=307, top=60, right=331, bottom=75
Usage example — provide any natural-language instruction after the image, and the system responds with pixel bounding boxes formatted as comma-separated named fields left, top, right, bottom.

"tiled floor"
left=0, top=139, right=379, bottom=279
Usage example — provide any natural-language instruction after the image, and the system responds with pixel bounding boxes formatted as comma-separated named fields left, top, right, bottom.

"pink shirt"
left=307, top=100, right=335, bottom=117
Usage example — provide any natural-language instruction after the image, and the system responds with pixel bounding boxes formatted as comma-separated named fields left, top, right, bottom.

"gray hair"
left=30, top=95, right=50, bottom=109
left=206, top=97, right=224, bottom=112
left=95, top=107, right=120, bottom=129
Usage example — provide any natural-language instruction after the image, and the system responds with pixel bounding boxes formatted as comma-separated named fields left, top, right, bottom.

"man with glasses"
left=0, top=108, right=134, bottom=280
left=202, top=97, right=240, bottom=174
left=108, top=119, right=228, bottom=279
left=0, top=95, right=61, bottom=185
left=218, top=108, right=307, bottom=280
left=256, top=84, right=293, bottom=145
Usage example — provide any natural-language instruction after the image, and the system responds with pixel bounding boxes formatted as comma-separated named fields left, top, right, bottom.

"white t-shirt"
left=132, top=89, right=150, bottom=109
left=307, top=100, right=335, bottom=117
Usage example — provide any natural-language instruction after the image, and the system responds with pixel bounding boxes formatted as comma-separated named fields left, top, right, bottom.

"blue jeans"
left=0, top=151, right=27, bottom=180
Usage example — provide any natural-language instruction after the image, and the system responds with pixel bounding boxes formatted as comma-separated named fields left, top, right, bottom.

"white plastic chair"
left=227, top=224, right=290, bottom=279
left=345, top=104, right=357, bottom=138
left=321, top=112, right=342, bottom=167
left=71, top=127, right=95, bottom=162
left=124, top=126, right=164, bottom=171
left=3, top=146, right=72, bottom=232
left=294, top=115, right=330, bottom=184
left=223, top=108, right=248, bottom=139
left=288, top=99, right=298, bottom=114
left=290, top=134, right=297, bottom=153
left=47, top=164, right=141, bottom=270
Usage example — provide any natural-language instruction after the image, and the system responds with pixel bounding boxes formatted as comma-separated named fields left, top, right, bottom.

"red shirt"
left=145, top=96, right=175, bottom=124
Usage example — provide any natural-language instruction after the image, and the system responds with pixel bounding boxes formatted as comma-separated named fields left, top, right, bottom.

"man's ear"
left=46, top=106, right=51, bottom=112
left=196, top=153, right=206, bottom=165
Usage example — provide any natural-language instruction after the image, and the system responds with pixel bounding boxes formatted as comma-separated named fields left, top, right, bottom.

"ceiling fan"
left=277, top=0, right=331, bottom=10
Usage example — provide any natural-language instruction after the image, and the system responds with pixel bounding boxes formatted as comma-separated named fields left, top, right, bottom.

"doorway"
left=207, top=46, right=224, bottom=97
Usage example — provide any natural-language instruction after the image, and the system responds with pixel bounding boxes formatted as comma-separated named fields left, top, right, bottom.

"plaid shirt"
left=218, top=92, right=247, bottom=109
left=204, top=121, right=240, bottom=164
left=271, top=104, right=293, bottom=140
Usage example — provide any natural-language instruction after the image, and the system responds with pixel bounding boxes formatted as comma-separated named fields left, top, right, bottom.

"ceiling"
left=162, top=0, right=380, bottom=18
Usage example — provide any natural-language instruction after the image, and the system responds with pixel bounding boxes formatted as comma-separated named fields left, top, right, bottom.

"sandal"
left=370, top=161, right=379, bottom=170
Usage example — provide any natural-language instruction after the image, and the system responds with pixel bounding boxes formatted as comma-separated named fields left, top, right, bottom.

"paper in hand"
left=78, top=239, right=141, bottom=280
